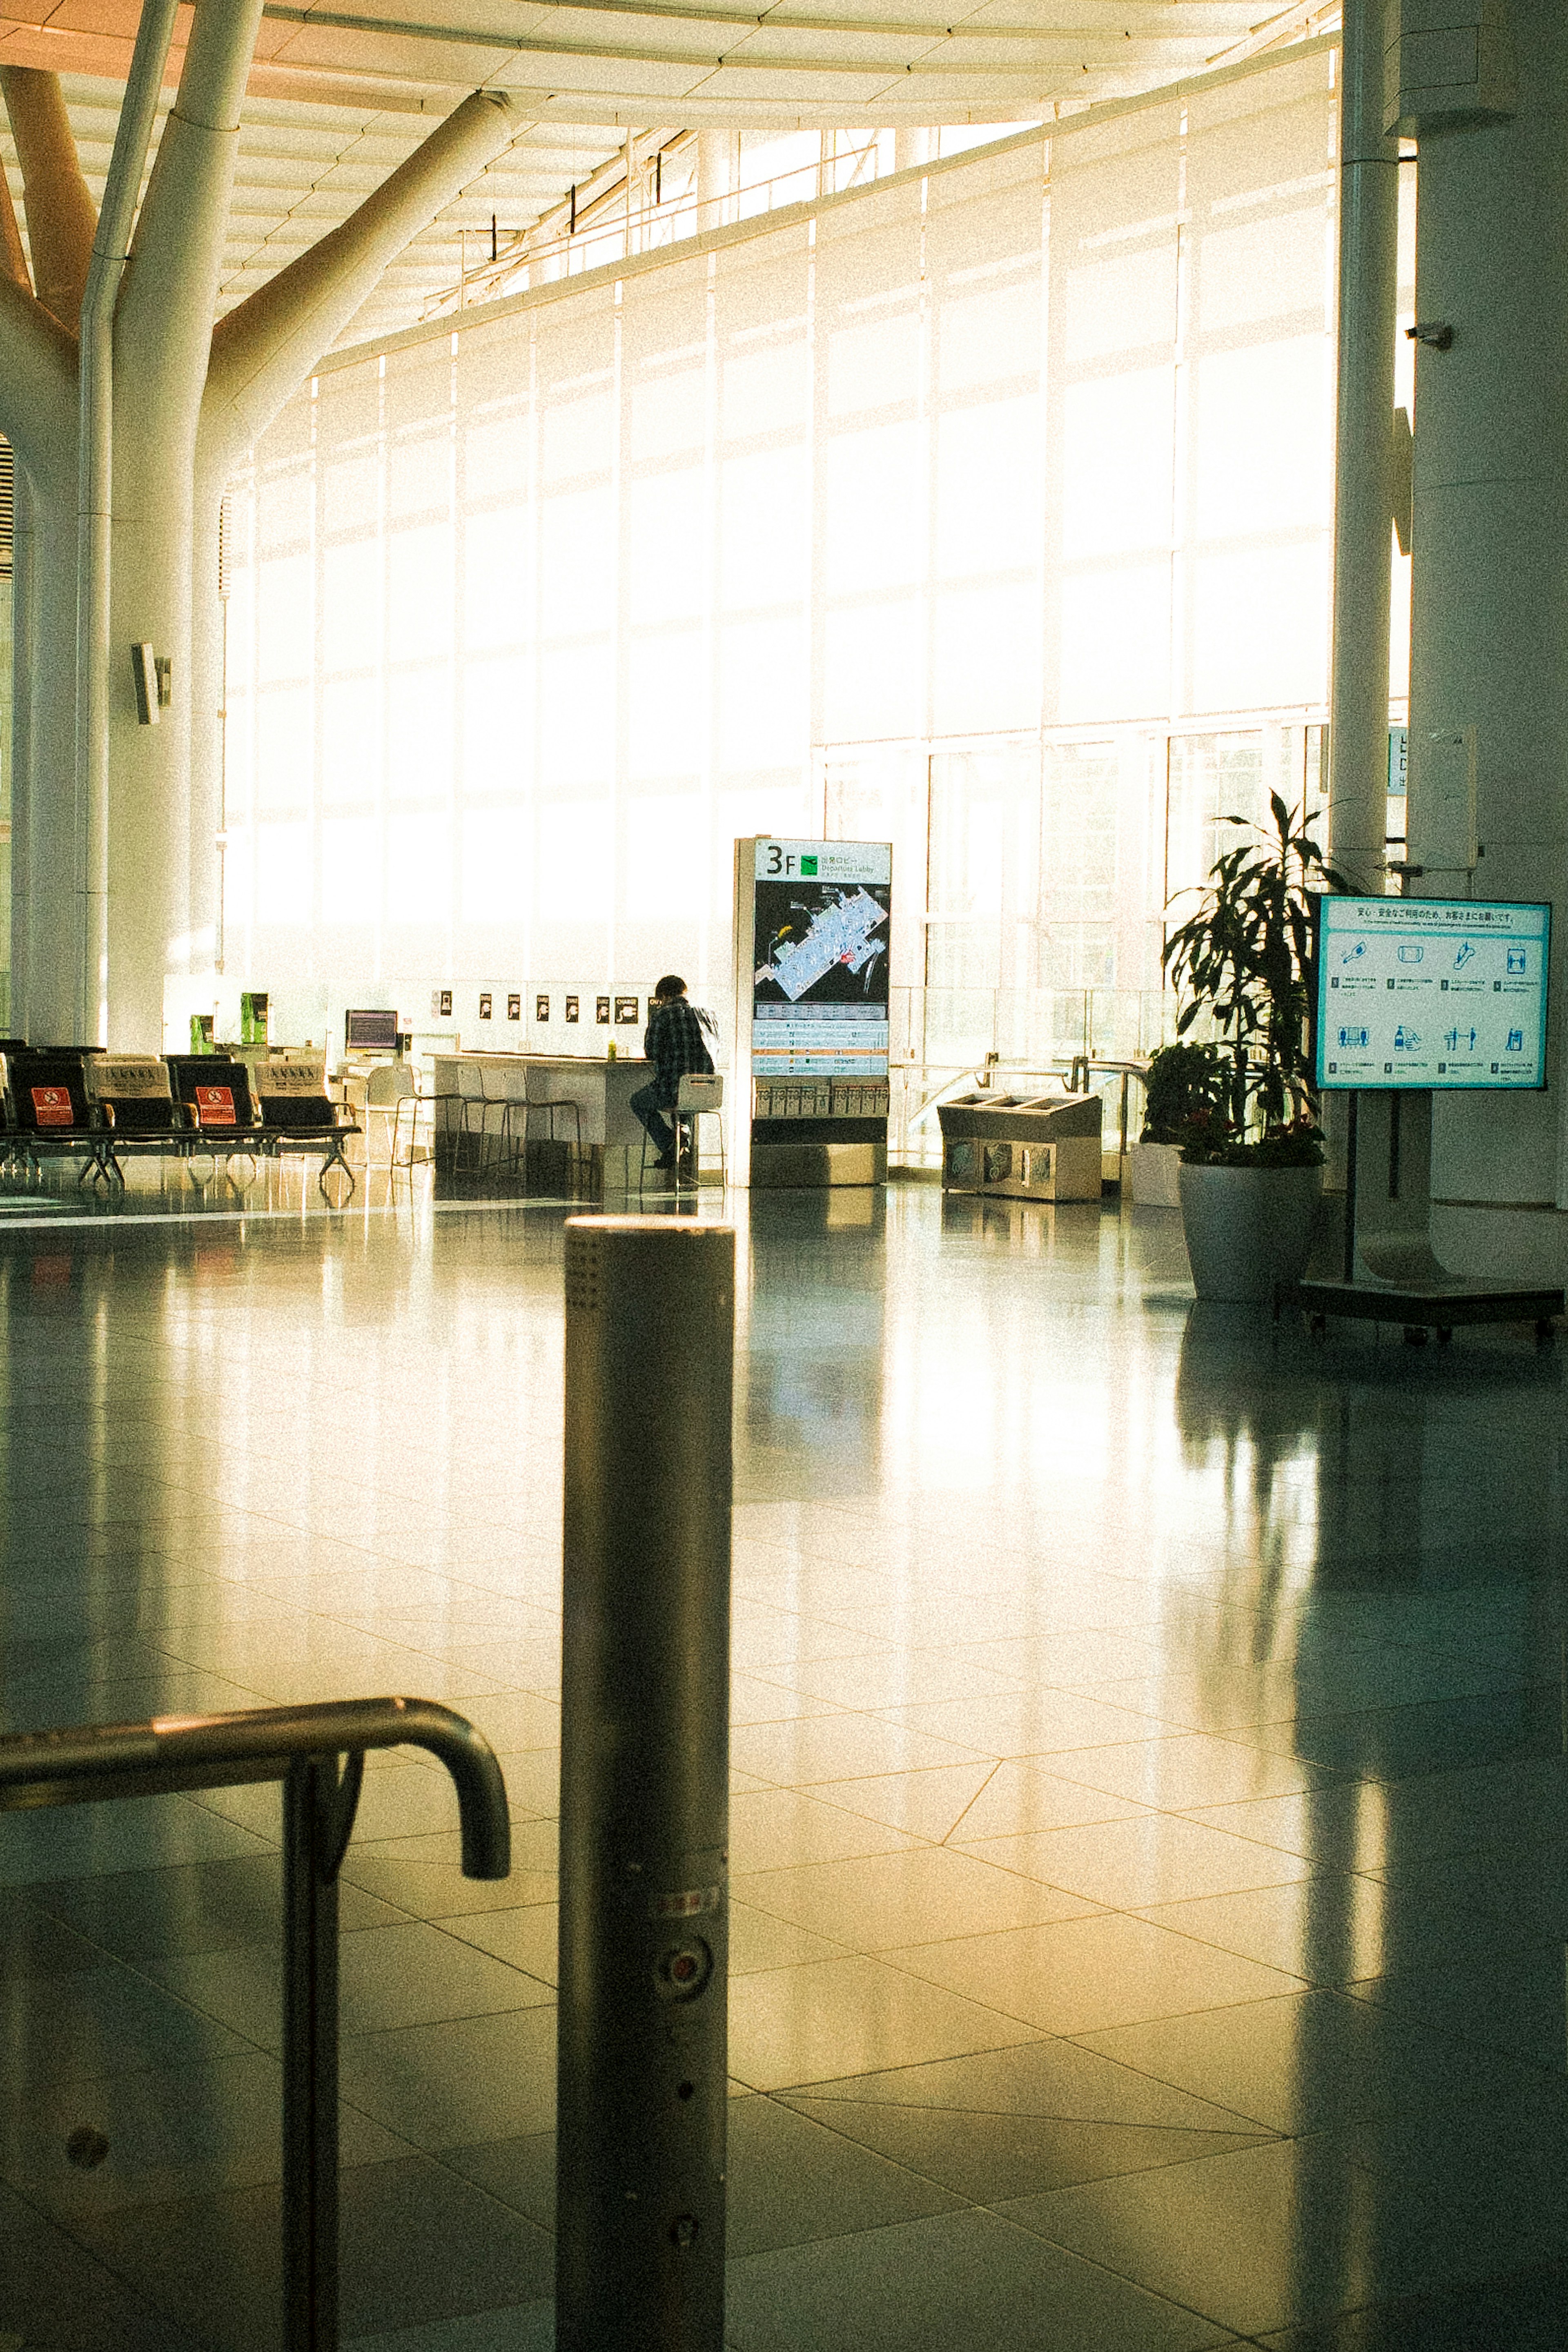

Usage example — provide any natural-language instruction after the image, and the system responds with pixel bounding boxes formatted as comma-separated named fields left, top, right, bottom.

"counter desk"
left=429, top=1052, right=655, bottom=1189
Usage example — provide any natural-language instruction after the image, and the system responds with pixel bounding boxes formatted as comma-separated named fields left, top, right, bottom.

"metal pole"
left=283, top=1755, right=344, bottom=2352
left=557, top=1215, right=735, bottom=2352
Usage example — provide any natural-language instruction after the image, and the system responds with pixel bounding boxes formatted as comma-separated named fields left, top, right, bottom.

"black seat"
left=83, top=1056, right=187, bottom=1142
left=253, top=1057, right=359, bottom=1195
left=2, top=1051, right=111, bottom=1183
left=6, top=1052, right=93, bottom=1134
left=165, top=1056, right=262, bottom=1140
left=77, top=1058, right=198, bottom=1182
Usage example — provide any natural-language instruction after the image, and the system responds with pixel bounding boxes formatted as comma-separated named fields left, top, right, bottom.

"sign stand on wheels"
left=1285, top=894, right=1563, bottom=1341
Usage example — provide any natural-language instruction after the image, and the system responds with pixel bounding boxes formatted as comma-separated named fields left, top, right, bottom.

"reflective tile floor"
left=2, top=1176, right=1568, bottom=2349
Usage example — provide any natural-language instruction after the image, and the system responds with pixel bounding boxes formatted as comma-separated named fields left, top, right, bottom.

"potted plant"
left=1130, top=1041, right=1223, bottom=1207
left=1161, top=793, right=1343, bottom=1302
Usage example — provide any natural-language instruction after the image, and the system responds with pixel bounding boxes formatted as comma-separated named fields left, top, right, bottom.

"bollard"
left=557, top=1215, right=735, bottom=2352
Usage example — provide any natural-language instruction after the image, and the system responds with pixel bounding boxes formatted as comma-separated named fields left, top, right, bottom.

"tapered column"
left=1326, top=0, right=1399, bottom=895
left=0, top=69, right=95, bottom=330
left=18, top=487, right=81, bottom=1040
left=107, top=0, right=265, bottom=1045
left=0, top=142, right=30, bottom=292
left=9, top=467, right=33, bottom=1037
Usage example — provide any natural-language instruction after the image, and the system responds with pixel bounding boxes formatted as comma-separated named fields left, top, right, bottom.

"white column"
left=107, top=0, right=265, bottom=1046
left=893, top=128, right=931, bottom=174
left=188, top=491, right=225, bottom=981
left=1405, top=0, right=1568, bottom=1212
left=696, top=131, right=730, bottom=232
left=12, top=475, right=79, bottom=1042
left=9, top=467, right=32, bottom=1038
left=0, top=69, right=95, bottom=330
left=1326, top=0, right=1399, bottom=895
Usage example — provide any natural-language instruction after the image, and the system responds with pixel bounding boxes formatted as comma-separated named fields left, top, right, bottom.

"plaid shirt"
left=644, top=998, right=715, bottom=1102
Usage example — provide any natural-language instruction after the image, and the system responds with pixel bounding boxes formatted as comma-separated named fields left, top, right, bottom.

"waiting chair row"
left=0, top=1050, right=361, bottom=1192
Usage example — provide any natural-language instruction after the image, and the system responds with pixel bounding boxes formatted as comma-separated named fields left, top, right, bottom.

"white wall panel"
left=718, top=617, right=808, bottom=772
left=1059, top=371, right=1175, bottom=562
left=1177, top=48, right=1335, bottom=720
left=460, top=655, right=530, bottom=797
left=225, top=49, right=1340, bottom=1013
left=254, top=820, right=312, bottom=926
left=822, top=422, right=925, bottom=596
left=257, top=555, right=313, bottom=682
left=320, top=816, right=376, bottom=927
left=1045, top=109, right=1181, bottom=726
left=321, top=541, right=381, bottom=671
left=463, top=508, right=530, bottom=649
left=385, top=668, right=452, bottom=800
left=626, top=630, right=705, bottom=779
left=627, top=471, right=705, bottom=625
left=719, top=450, right=810, bottom=611
left=254, top=687, right=312, bottom=808
left=320, top=679, right=380, bottom=806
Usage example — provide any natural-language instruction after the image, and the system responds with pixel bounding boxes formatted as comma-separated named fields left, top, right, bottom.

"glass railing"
left=886, top=985, right=1170, bottom=1168
left=424, top=130, right=1029, bottom=318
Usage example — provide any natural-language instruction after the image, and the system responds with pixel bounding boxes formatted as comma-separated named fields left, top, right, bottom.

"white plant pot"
left=1129, top=1140, right=1183, bottom=1208
left=1177, top=1160, right=1323, bottom=1303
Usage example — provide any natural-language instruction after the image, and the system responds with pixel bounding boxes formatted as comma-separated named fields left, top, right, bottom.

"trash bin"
left=936, top=1091, right=1103, bottom=1200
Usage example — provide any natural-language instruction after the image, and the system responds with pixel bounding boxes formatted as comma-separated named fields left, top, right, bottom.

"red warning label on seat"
left=194, top=1085, right=236, bottom=1126
left=31, top=1086, right=73, bottom=1127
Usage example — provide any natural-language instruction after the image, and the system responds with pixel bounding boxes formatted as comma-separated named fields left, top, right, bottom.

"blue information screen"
left=1316, top=896, right=1550, bottom=1091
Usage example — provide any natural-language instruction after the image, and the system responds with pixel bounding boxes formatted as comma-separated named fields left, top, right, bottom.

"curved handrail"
left=0, top=1694, right=511, bottom=1879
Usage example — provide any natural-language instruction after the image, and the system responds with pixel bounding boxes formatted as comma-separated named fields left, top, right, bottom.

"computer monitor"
left=1314, top=895, right=1550, bottom=1091
left=345, top=1008, right=399, bottom=1054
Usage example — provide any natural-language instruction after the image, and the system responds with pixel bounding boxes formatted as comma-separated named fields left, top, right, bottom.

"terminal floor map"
left=746, top=841, right=893, bottom=1081
left=753, top=880, right=891, bottom=1005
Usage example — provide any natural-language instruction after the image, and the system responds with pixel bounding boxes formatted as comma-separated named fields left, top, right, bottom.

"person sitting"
left=631, top=975, right=715, bottom=1171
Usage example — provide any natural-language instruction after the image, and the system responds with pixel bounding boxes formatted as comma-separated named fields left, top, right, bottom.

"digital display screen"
left=1315, top=896, right=1550, bottom=1090
left=346, top=1008, right=399, bottom=1051
left=752, top=840, right=891, bottom=1078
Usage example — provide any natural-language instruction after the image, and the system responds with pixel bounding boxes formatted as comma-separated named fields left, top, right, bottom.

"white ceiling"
left=0, top=0, right=1335, bottom=343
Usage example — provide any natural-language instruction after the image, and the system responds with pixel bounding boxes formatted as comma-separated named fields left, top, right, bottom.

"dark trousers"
left=630, top=1080, right=679, bottom=1158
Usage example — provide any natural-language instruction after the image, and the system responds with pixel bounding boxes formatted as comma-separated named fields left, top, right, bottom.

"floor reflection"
left=0, top=1185, right=1565, bottom=2346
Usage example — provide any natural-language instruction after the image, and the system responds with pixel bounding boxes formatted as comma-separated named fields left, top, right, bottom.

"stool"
left=478, top=1065, right=527, bottom=1175
left=447, top=1060, right=490, bottom=1174
left=638, top=1072, right=725, bottom=1192
left=364, top=1064, right=415, bottom=1167
left=525, top=1092, right=584, bottom=1192
left=677, top=1072, right=725, bottom=1188
left=392, top=1073, right=458, bottom=1169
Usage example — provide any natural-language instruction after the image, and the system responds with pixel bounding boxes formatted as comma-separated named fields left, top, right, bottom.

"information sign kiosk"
left=732, top=840, right=892, bottom=1188
left=1317, top=897, right=1548, bottom=1091
left=1287, top=895, right=1563, bottom=1342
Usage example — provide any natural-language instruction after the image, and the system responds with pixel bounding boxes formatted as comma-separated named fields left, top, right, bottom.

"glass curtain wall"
left=222, top=43, right=1340, bottom=1102
left=823, top=719, right=1325, bottom=1162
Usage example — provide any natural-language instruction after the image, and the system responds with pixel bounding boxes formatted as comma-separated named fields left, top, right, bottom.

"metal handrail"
left=902, top=1058, right=1076, bottom=1129
left=0, top=1696, right=510, bottom=2352
left=1067, top=1056, right=1152, bottom=1163
left=906, top=1055, right=1153, bottom=1168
